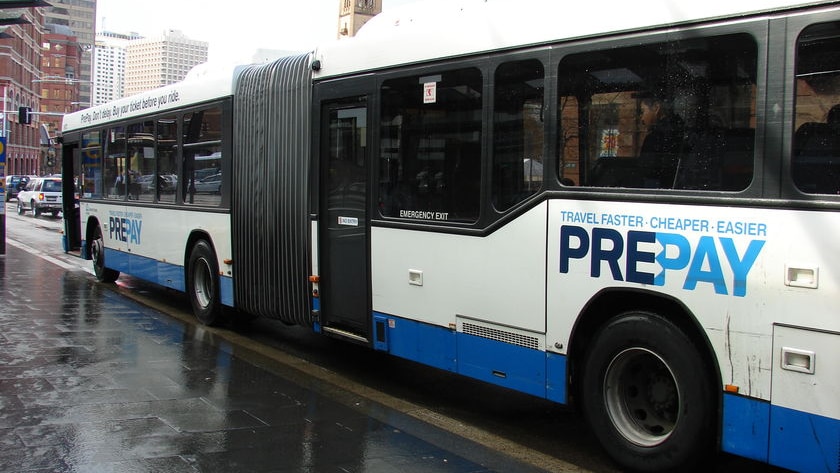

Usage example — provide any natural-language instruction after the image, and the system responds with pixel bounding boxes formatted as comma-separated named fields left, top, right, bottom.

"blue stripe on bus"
left=371, top=312, right=568, bottom=401
left=716, top=389, right=840, bottom=472
left=768, top=404, right=839, bottom=473
left=102, top=248, right=233, bottom=307
left=721, top=393, right=770, bottom=462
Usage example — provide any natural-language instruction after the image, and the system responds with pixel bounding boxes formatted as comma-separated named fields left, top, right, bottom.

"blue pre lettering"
left=591, top=228, right=624, bottom=280
left=559, top=225, right=765, bottom=297
left=109, top=216, right=142, bottom=244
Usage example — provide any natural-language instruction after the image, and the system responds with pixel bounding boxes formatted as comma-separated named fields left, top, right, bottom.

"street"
left=1, top=201, right=790, bottom=473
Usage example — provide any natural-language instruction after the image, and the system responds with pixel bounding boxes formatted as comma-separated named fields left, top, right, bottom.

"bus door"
left=61, top=142, right=82, bottom=254
left=319, top=98, right=370, bottom=340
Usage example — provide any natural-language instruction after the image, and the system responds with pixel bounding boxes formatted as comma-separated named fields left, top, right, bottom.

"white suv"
left=17, top=176, right=63, bottom=217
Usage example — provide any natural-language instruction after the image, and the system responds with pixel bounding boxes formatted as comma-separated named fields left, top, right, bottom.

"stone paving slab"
left=0, top=245, right=544, bottom=472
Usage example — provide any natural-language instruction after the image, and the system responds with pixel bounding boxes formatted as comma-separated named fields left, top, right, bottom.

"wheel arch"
left=566, top=288, right=723, bottom=432
left=184, top=230, right=215, bottom=268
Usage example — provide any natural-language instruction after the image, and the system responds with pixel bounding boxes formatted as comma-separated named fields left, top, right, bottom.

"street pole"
left=1, top=85, right=7, bottom=255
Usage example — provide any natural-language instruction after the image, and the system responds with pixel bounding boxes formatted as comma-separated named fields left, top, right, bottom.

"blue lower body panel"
left=372, top=312, right=567, bottom=403
left=721, top=393, right=770, bottom=462
left=769, top=405, right=839, bottom=473
left=103, top=248, right=233, bottom=306
left=721, top=392, right=839, bottom=473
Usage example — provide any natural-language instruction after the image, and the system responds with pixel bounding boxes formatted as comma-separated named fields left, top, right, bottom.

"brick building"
left=0, top=7, right=43, bottom=176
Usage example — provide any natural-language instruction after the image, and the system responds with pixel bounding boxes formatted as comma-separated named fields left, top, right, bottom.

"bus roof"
left=313, top=0, right=838, bottom=80
left=61, top=62, right=245, bottom=133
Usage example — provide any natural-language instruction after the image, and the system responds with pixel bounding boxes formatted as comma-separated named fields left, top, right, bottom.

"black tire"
left=17, top=201, right=24, bottom=215
left=31, top=201, right=39, bottom=217
left=91, top=225, right=119, bottom=283
left=187, top=240, right=224, bottom=326
left=581, top=311, right=715, bottom=472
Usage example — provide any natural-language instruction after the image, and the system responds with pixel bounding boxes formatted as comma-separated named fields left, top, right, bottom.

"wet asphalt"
left=0, top=243, right=552, bottom=473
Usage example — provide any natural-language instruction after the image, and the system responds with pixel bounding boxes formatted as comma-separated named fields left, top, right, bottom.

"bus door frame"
left=314, top=78, right=375, bottom=342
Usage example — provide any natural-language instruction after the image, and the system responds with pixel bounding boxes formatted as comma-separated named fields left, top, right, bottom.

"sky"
left=95, top=0, right=420, bottom=64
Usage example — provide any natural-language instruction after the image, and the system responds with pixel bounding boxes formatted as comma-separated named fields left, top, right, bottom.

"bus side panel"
left=547, top=199, right=840, bottom=468
left=374, top=312, right=563, bottom=400
left=84, top=203, right=233, bottom=304
left=457, top=331, right=546, bottom=398
left=370, top=202, right=548, bottom=334
left=373, top=312, right=457, bottom=372
left=768, top=326, right=840, bottom=473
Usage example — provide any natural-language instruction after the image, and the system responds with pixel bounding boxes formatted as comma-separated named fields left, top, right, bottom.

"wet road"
left=0, top=241, right=559, bottom=472
left=0, top=203, right=792, bottom=472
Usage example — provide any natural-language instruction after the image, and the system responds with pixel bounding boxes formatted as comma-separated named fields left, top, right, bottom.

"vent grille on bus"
left=462, top=322, right=540, bottom=350
left=231, top=53, right=313, bottom=324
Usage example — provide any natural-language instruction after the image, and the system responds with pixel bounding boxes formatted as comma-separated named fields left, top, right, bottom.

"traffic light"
left=18, top=106, right=31, bottom=125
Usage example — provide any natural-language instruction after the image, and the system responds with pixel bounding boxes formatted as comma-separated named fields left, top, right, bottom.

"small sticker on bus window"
left=338, top=216, right=359, bottom=226
left=423, top=82, right=437, bottom=104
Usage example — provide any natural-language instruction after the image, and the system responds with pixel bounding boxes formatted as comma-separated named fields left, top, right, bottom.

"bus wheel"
left=187, top=240, right=223, bottom=326
left=92, top=226, right=119, bottom=283
left=581, top=311, right=714, bottom=472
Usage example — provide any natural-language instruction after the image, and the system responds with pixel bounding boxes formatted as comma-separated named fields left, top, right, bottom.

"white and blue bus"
left=60, top=1, right=839, bottom=471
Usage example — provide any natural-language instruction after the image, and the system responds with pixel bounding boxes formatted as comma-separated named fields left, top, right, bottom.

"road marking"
left=6, top=238, right=93, bottom=275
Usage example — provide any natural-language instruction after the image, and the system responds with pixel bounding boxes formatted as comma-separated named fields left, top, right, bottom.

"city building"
left=42, top=0, right=95, bottom=107
left=92, top=31, right=139, bottom=106
left=124, top=29, right=208, bottom=97
left=0, top=7, right=44, bottom=176
left=38, top=23, right=83, bottom=159
left=338, top=0, right=382, bottom=38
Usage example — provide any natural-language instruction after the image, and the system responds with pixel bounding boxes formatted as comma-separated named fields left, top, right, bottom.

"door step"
left=322, top=326, right=368, bottom=344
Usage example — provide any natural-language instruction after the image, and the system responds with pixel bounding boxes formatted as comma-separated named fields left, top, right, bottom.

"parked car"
left=17, top=176, right=63, bottom=217
left=4, top=175, right=32, bottom=202
left=193, top=173, right=222, bottom=194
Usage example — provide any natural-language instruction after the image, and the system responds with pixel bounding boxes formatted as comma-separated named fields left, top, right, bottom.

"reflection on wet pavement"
left=0, top=247, right=531, bottom=472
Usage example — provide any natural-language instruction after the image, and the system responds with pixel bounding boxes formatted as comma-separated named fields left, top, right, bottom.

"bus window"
left=183, top=107, right=223, bottom=206
left=379, top=67, right=482, bottom=223
left=792, top=22, right=840, bottom=195
left=558, top=33, right=757, bottom=191
left=81, top=130, right=101, bottom=199
left=156, top=116, right=178, bottom=203
left=493, top=59, right=544, bottom=211
left=126, top=121, right=155, bottom=202
left=104, top=125, right=126, bottom=200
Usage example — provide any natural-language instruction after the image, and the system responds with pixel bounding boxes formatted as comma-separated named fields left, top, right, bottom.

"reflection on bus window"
left=126, top=121, right=155, bottom=203
left=379, top=68, right=482, bottom=223
left=558, top=33, right=757, bottom=191
left=104, top=125, right=126, bottom=200
left=793, top=22, right=840, bottom=194
left=493, top=59, right=544, bottom=211
left=81, top=131, right=101, bottom=199
left=156, top=116, right=178, bottom=203
left=183, top=107, right=223, bottom=206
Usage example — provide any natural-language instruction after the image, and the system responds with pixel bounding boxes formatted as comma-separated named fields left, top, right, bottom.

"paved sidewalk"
left=0, top=245, right=545, bottom=472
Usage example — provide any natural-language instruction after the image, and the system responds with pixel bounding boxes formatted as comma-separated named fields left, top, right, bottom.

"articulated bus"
left=60, top=1, right=839, bottom=471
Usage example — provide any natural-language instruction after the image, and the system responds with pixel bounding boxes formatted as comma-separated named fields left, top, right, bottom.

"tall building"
left=92, top=31, right=139, bottom=106
left=338, top=0, right=382, bottom=38
left=124, top=29, right=208, bottom=97
left=42, top=0, right=95, bottom=107
left=39, top=23, right=83, bottom=158
left=0, top=7, right=44, bottom=176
